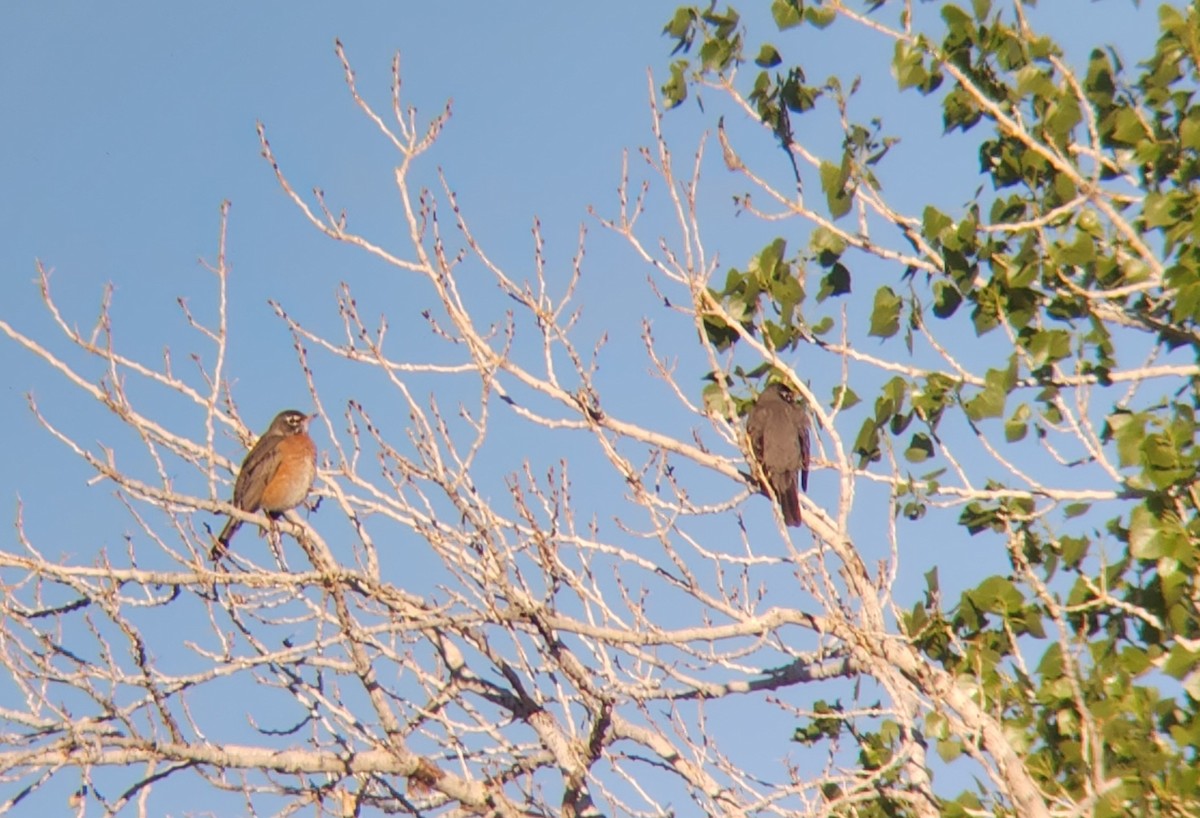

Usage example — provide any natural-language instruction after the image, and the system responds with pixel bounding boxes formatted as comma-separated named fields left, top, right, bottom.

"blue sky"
left=0, top=1, right=1169, bottom=813
left=1, top=4, right=677, bottom=542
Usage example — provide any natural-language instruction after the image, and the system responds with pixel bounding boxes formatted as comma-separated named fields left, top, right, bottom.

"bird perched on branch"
left=746, top=383, right=810, bottom=527
left=212, top=409, right=317, bottom=558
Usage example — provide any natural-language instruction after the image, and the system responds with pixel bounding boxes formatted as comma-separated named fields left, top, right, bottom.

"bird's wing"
left=232, top=434, right=284, bottom=513
left=797, top=404, right=811, bottom=492
left=747, top=408, right=767, bottom=464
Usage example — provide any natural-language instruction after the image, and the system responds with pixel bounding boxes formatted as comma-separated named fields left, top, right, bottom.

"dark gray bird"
left=746, top=383, right=811, bottom=527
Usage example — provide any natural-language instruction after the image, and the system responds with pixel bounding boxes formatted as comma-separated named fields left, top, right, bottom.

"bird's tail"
left=211, top=519, right=240, bottom=559
left=774, top=473, right=803, bottom=527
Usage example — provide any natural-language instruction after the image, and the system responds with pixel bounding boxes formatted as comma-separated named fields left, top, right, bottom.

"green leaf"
left=749, top=238, right=786, bottom=284
left=762, top=319, right=798, bottom=351
left=699, top=34, right=739, bottom=72
left=663, top=7, right=695, bottom=41
left=936, top=737, right=963, bottom=762
left=1171, top=281, right=1200, bottom=324
left=1128, top=505, right=1165, bottom=560
left=702, top=382, right=736, bottom=417
left=779, top=70, right=820, bottom=113
left=1163, top=644, right=1200, bottom=680
left=1161, top=638, right=1200, bottom=681
left=876, top=377, right=908, bottom=423
left=1107, top=411, right=1145, bottom=468
left=941, top=4, right=972, bottom=34
left=853, top=417, right=882, bottom=466
left=925, top=567, right=940, bottom=596
left=702, top=312, right=739, bottom=351
left=1059, top=535, right=1087, bottom=566
left=1108, top=107, right=1145, bottom=146
left=819, top=159, right=853, bottom=219
left=1181, top=112, right=1200, bottom=150
left=911, top=372, right=956, bottom=428
left=1141, top=429, right=1194, bottom=490
left=868, top=286, right=902, bottom=338
left=922, top=206, right=953, bottom=240
left=1084, top=48, right=1116, bottom=108
left=932, top=280, right=962, bottom=318
left=964, top=358, right=1015, bottom=421
left=771, top=0, right=803, bottom=30
left=971, top=284, right=1001, bottom=335
left=1005, top=403, right=1029, bottom=442
left=1026, top=329, right=1071, bottom=368
left=943, top=86, right=982, bottom=132
left=1045, top=94, right=1082, bottom=144
left=905, top=433, right=934, bottom=463
left=1038, top=642, right=1064, bottom=678
left=817, top=263, right=851, bottom=301
left=1016, top=65, right=1055, bottom=99
left=1142, top=192, right=1180, bottom=228
left=893, top=41, right=933, bottom=92
left=809, top=227, right=846, bottom=257
left=1118, top=646, right=1150, bottom=676
left=905, top=601, right=929, bottom=636
left=1056, top=230, right=1096, bottom=266
left=755, top=44, right=782, bottom=68
left=1183, top=668, right=1200, bottom=702
left=804, top=6, right=835, bottom=28
left=832, top=385, right=860, bottom=410
left=970, top=576, right=1023, bottom=614
left=662, top=59, right=689, bottom=108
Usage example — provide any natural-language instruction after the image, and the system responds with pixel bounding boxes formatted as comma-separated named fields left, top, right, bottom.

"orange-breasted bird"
left=212, top=409, right=317, bottom=558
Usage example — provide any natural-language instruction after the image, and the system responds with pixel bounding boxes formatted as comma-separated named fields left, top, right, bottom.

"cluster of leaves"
left=668, top=1, right=1200, bottom=814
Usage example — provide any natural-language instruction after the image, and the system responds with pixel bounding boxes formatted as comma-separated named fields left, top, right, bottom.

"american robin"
left=212, top=409, right=318, bottom=558
left=746, top=383, right=811, bottom=527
